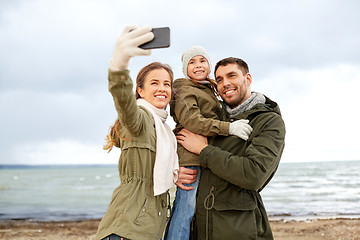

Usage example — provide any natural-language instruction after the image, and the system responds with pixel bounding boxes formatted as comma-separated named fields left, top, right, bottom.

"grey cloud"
left=1, top=0, right=360, bottom=164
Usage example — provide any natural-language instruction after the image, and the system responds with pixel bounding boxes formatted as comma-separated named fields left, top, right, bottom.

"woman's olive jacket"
left=194, top=96, right=286, bottom=240
left=95, top=70, right=169, bottom=240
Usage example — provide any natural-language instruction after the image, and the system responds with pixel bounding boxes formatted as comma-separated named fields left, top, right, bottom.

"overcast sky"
left=1, top=0, right=360, bottom=165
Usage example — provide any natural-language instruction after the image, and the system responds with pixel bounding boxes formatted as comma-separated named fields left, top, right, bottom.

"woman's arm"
left=108, top=70, right=146, bottom=136
left=108, top=26, right=154, bottom=136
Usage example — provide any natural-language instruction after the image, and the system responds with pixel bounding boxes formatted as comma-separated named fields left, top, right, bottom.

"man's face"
left=215, top=63, right=252, bottom=109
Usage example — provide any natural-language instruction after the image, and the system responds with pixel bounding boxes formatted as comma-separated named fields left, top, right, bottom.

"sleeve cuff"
left=108, top=69, right=130, bottom=80
left=219, top=121, right=231, bottom=136
left=199, top=145, right=217, bottom=167
left=108, top=69, right=132, bottom=95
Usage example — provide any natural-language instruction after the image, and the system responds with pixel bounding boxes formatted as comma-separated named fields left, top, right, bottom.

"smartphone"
left=139, top=27, right=170, bottom=49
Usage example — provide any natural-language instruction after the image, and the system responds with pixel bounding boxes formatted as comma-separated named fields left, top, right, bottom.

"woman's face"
left=137, top=68, right=172, bottom=109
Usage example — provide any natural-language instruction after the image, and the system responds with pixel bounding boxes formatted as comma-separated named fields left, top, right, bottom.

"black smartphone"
left=139, top=27, right=170, bottom=49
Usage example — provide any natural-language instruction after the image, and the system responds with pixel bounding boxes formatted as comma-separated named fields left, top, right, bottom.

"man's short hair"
left=214, top=57, right=249, bottom=76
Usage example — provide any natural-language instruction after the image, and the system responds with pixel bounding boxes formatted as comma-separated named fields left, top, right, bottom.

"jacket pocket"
left=134, top=196, right=151, bottom=225
left=212, top=201, right=258, bottom=240
left=133, top=195, right=166, bottom=236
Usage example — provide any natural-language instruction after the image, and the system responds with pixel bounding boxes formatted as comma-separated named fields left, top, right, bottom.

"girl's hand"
left=229, top=119, right=252, bottom=140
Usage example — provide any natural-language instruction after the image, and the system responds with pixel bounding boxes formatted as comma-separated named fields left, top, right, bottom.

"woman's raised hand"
left=110, top=25, right=154, bottom=71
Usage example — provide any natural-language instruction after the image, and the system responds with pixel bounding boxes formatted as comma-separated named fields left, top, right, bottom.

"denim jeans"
left=164, top=166, right=201, bottom=240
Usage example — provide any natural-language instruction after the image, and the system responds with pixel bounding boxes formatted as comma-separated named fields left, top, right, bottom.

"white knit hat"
left=181, top=46, right=211, bottom=79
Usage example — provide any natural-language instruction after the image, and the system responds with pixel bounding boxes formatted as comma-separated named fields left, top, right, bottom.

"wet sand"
left=0, top=218, right=359, bottom=240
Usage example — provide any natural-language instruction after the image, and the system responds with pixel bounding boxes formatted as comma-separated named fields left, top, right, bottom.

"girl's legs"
left=164, top=166, right=201, bottom=240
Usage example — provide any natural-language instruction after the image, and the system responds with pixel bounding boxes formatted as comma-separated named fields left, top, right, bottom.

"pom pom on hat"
left=181, top=46, right=211, bottom=79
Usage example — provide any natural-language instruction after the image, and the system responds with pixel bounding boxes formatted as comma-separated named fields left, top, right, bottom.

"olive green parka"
left=194, top=96, right=286, bottom=240
left=95, top=70, right=169, bottom=240
left=170, top=78, right=230, bottom=166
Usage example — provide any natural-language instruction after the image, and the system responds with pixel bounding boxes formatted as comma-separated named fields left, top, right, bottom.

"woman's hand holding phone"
left=110, top=25, right=154, bottom=71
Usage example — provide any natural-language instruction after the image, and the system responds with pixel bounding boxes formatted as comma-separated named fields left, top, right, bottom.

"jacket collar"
left=221, top=94, right=282, bottom=120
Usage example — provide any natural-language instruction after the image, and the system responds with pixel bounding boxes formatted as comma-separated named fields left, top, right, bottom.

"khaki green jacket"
left=170, top=78, right=230, bottom=166
left=194, top=96, right=286, bottom=240
left=95, top=70, right=168, bottom=240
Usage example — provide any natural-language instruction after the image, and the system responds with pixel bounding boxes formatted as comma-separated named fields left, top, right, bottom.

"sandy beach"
left=0, top=218, right=359, bottom=240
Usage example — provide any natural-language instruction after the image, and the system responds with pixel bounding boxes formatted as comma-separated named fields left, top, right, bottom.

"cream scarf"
left=137, top=99, right=179, bottom=196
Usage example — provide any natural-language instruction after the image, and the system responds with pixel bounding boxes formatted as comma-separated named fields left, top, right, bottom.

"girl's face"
left=187, top=55, right=210, bottom=81
left=137, top=68, right=172, bottom=109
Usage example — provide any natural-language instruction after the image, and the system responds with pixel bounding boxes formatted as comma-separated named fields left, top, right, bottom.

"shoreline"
left=4, top=213, right=360, bottom=223
left=1, top=217, right=359, bottom=240
left=268, top=214, right=360, bottom=222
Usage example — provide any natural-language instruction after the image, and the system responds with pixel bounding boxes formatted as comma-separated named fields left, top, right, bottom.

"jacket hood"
left=263, top=95, right=282, bottom=116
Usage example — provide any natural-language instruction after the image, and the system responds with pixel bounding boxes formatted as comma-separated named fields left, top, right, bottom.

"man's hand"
left=176, top=129, right=208, bottom=155
left=176, top=166, right=198, bottom=190
left=110, top=25, right=154, bottom=71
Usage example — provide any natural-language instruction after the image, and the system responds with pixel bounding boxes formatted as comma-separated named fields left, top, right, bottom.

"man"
left=176, top=57, right=286, bottom=239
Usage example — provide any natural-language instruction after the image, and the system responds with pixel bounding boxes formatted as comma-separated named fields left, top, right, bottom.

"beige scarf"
left=137, top=99, right=179, bottom=196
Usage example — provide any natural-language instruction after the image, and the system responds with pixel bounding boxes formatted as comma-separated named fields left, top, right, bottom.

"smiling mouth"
left=155, top=95, right=166, bottom=99
left=223, top=89, right=236, bottom=96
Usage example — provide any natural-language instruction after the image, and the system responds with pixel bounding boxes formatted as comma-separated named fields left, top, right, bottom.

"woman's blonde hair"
left=104, top=62, right=174, bottom=152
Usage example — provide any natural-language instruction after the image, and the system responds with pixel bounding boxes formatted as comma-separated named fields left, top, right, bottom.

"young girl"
left=165, top=46, right=252, bottom=240
left=96, top=25, right=179, bottom=240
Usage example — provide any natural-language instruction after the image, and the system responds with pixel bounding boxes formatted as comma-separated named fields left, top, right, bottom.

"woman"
left=95, top=25, right=179, bottom=240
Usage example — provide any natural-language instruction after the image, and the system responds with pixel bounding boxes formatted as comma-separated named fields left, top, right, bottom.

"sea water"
left=0, top=160, right=359, bottom=221
left=261, top=160, right=360, bottom=220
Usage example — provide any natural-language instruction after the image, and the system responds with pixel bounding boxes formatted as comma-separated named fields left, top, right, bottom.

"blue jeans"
left=165, top=166, right=201, bottom=240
